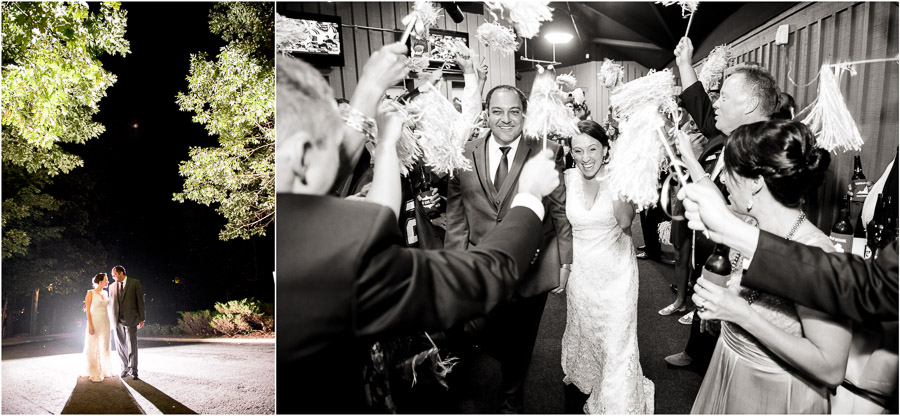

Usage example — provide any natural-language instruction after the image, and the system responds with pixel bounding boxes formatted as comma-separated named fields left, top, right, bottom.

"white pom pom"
left=476, top=22, right=519, bottom=56
left=798, top=65, right=865, bottom=153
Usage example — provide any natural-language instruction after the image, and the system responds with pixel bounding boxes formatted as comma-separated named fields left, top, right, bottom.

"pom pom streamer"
left=658, top=220, right=672, bottom=245
left=485, top=0, right=553, bottom=39
left=401, top=1, right=442, bottom=43
left=477, top=22, right=519, bottom=56
left=597, top=59, right=624, bottom=90
left=610, top=69, right=679, bottom=121
left=797, top=64, right=865, bottom=153
left=606, top=106, right=667, bottom=210
left=698, top=44, right=733, bottom=92
left=405, top=83, right=473, bottom=177
left=274, top=13, right=309, bottom=53
left=556, top=73, right=577, bottom=92
left=658, top=0, right=699, bottom=18
left=407, top=56, right=430, bottom=73
left=523, top=66, right=579, bottom=147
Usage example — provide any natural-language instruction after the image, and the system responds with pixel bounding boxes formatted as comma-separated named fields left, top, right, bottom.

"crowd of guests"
left=277, top=32, right=898, bottom=415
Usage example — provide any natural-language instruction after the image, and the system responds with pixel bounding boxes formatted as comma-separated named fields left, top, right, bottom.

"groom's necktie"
left=118, top=282, right=124, bottom=300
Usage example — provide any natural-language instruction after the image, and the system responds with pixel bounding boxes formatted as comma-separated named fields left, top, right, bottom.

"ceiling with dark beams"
left=510, top=2, right=796, bottom=72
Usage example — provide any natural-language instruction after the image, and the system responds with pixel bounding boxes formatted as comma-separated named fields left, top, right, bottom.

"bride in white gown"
left=557, top=121, right=654, bottom=414
left=84, top=273, right=115, bottom=382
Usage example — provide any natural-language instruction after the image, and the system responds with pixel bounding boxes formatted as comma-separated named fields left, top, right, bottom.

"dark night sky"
left=71, top=3, right=274, bottom=321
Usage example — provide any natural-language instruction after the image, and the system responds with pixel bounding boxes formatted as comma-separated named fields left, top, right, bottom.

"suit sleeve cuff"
left=511, top=193, right=545, bottom=221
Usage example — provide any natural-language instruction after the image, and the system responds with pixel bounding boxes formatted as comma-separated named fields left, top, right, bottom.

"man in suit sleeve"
left=444, top=85, right=572, bottom=413
left=679, top=181, right=899, bottom=323
left=275, top=48, right=563, bottom=413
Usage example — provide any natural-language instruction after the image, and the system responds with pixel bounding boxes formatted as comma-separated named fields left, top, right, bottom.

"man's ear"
left=745, top=96, right=760, bottom=115
left=292, top=139, right=311, bottom=186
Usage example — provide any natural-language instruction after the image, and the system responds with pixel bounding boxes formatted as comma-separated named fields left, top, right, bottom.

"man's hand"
left=674, top=37, right=694, bottom=68
left=677, top=182, right=735, bottom=243
left=454, top=53, right=475, bottom=74
left=138, top=321, right=144, bottom=329
left=551, top=267, right=570, bottom=294
left=476, top=62, right=488, bottom=84
left=358, top=42, right=410, bottom=93
left=375, top=101, right=405, bottom=147
left=518, top=149, right=560, bottom=199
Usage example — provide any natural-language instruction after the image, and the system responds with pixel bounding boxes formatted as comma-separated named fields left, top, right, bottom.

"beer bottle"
left=829, top=194, right=854, bottom=253
left=865, top=193, right=886, bottom=259
left=851, top=155, right=869, bottom=202
left=702, top=244, right=732, bottom=287
left=852, top=211, right=867, bottom=257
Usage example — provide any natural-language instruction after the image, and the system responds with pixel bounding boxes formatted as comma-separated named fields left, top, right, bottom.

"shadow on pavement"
left=61, top=376, right=145, bottom=414
left=125, top=378, right=198, bottom=414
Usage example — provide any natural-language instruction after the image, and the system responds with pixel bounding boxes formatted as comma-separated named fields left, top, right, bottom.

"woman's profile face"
left=722, top=170, right=752, bottom=215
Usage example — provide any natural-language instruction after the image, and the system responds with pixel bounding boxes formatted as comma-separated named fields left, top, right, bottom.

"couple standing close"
left=446, top=84, right=653, bottom=413
left=83, top=265, right=146, bottom=382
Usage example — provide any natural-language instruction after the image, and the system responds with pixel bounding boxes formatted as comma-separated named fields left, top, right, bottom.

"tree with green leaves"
left=2, top=1, right=127, bottom=335
left=2, top=1, right=129, bottom=259
left=175, top=2, right=275, bottom=241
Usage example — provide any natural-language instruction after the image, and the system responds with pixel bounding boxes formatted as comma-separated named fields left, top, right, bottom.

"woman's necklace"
left=745, top=211, right=806, bottom=305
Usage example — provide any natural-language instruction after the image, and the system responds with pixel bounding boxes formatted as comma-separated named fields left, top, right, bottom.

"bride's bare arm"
left=85, top=291, right=94, bottom=335
left=614, top=199, right=636, bottom=236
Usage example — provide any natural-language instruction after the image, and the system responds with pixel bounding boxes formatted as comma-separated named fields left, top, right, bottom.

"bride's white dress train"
left=83, top=290, right=115, bottom=382
left=561, top=170, right=654, bottom=414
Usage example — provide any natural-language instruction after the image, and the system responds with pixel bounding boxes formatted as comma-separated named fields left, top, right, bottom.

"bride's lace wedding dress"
left=84, top=290, right=114, bottom=382
left=561, top=170, right=654, bottom=414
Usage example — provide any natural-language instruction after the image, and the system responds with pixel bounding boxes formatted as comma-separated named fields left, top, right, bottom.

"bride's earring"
left=746, top=197, right=753, bottom=212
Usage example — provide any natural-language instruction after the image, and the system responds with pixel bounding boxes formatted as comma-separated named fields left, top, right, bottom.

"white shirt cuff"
left=511, top=193, right=545, bottom=221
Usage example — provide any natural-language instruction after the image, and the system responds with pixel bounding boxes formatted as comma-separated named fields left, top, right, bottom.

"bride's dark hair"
left=93, top=273, right=107, bottom=288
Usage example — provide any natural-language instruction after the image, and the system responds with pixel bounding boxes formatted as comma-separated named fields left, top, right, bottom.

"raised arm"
left=341, top=43, right=410, bottom=181
left=363, top=103, right=404, bottom=219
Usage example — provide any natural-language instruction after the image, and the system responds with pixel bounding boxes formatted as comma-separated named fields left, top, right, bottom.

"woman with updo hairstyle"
left=556, top=120, right=654, bottom=413
left=690, top=119, right=851, bottom=413
left=83, top=272, right=115, bottom=382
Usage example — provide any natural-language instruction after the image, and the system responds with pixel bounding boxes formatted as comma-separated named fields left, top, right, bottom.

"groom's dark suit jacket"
left=445, top=134, right=572, bottom=296
left=276, top=193, right=545, bottom=413
left=110, top=278, right=145, bottom=327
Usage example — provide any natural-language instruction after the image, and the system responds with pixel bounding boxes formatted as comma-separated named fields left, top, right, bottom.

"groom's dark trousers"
left=110, top=277, right=145, bottom=376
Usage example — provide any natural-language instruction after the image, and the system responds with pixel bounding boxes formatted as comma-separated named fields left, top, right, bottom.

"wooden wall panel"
left=692, top=2, right=898, bottom=230
left=288, top=3, right=515, bottom=105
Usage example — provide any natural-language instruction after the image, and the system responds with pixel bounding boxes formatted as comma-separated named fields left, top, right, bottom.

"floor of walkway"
left=398, top=216, right=707, bottom=413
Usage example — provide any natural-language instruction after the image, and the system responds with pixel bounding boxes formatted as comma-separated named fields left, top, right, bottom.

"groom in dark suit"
left=445, top=85, right=573, bottom=413
left=110, top=265, right=145, bottom=380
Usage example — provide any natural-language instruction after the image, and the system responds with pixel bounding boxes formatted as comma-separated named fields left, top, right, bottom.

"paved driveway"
left=2, top=337, right=274, bottom=414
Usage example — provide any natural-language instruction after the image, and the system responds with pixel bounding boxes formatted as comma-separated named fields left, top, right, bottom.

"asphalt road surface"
left=2, top=337, right=274, bottom=414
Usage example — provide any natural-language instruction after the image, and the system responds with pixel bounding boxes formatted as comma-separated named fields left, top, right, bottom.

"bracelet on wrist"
left=340, top=105, right=378, bottom=143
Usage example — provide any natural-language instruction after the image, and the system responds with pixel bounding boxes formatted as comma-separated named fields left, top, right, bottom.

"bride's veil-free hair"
left=93, top=273, right=107, bottom=288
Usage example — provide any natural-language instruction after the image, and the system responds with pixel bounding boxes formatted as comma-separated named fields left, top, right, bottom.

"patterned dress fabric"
left=561, top=169, right=654, bottom=414
left=691, top=231, right=837, bottom=414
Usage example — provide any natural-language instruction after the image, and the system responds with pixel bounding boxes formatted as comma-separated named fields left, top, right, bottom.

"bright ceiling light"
left=544, top=32, right=573, bottom=44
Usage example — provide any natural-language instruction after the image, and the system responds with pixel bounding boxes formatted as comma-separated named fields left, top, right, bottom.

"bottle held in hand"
left=701, top=243, right=732, bottom=287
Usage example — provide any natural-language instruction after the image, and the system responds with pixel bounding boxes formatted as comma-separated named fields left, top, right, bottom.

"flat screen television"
left=276, top=8, right=345, bottom=68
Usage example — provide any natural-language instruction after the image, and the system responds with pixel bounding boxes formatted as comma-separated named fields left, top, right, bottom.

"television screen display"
left=291, top=19, right=341, bottom=56
left=276, top=8, right=344, bottom=67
